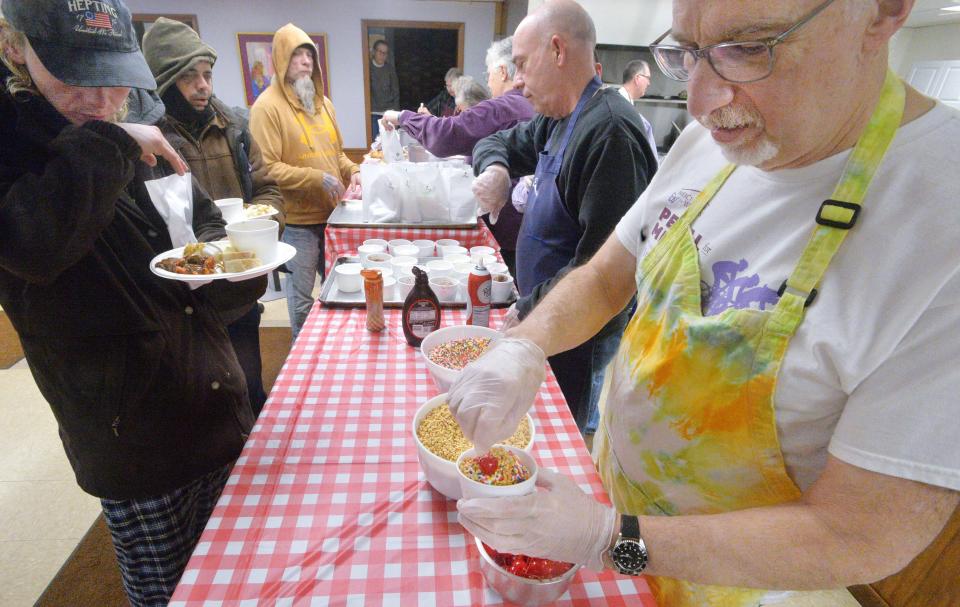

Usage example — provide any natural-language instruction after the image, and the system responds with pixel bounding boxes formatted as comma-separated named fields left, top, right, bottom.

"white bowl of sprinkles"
left=412, top=393, right=535, bottom=500
left=420, top=324, right=500, bottom=391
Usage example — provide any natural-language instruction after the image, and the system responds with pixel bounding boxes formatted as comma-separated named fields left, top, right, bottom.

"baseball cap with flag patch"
left=2, top=0, right=156, bottom=89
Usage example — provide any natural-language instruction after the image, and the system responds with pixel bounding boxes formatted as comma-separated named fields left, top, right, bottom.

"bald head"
left=512, top=0, right=598, bottom=117
left=529, top=0, right=596, bottom=49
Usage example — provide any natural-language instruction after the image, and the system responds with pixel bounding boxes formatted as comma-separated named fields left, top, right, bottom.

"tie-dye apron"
left=594, top=70, right=905, bottom=607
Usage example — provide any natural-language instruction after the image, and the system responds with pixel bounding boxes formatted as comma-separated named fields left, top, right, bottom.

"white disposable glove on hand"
left=322, top=173, right=346, bottom=202
left=499, top=304, right=520, bottom=333
left=447, top=337, right=545, bottom=453
left=472, top=165, right=511, bottom=217
left=458, top=468, right=618, bottom=571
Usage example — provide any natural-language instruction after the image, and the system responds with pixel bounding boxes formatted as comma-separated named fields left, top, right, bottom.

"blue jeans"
left=584, top=298, right=636, bottom=434
left=282, top=224, right=326, bottom=342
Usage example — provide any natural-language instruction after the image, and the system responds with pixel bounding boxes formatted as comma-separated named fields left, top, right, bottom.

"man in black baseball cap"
left=1, top=2, right=266, bottom=605
left=3, top=0, right=155, bottom=89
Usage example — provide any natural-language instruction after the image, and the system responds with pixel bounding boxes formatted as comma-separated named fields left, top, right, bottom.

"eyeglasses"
left=648, top=0, right=838, bottom=84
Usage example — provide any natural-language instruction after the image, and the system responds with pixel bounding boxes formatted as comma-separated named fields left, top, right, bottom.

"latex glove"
left=382, top=110, right=401, bottom=128
left=322, top=172, right=346, bottom=202
left=417, top=103, right=432, bottom=116
left=458, top=468, right=618, bottom=571
left=448, top=337, right=545, bottom=453
left=472, top=165, right=511, bottom=216
left=499, top=304, right=520, bottom=333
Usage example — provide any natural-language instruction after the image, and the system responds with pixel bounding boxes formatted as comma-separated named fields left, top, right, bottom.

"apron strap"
left=773, top=70, right=905, bottom=331
left=548, top=76, right=603, bottom=157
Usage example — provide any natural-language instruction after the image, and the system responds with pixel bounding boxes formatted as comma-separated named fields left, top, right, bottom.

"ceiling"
left=905, top=0, right=960, bottom=27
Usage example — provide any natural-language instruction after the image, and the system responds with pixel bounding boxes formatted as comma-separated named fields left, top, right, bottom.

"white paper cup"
left=429, top=276, right=458, bottom=301
left=335, top=262, right=363, bottom=293
left=377, top=276, right=397, bottom=300
left=469, top=246, right=496, bottom=263
left=398, top=275, right=416, bottom=300
left=392, top=244, right=420, bottom=259
left=363, top=238, right=389, bottom=249
left=358, top=243, right=386, bottom=266
left=481, top=254, right=498, bottom=267
left=436, top=238, right=460, bottom=249
left=491, top=273, right=514, bottom=303
left=445, top=254, right=471, bottom=265
left=456, top=445, right=538, bottom=499
left=388, top=239, right=412, bottom=255
left=214, top=198, right=245, bottom=224
left=391, top=256, right=418, bottom=276
left=426, top=259, right=453, bottom=277
left=412, top=239, right=436, bottom=257
left=225, top=219, right=279, bottom=262
left=365, top=252, right=393, bottom=270
left=486, top=262, right=508, bottom=275
left=441, top=245, right=468, bottom=258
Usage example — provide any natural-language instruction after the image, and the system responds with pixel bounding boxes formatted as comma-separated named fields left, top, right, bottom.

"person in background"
left=381, top=37, right=535, bottom=276
left=369, top=39, right=399, bottom=139
left=452, top=0, right=959, bottom=605
left=469, top=1, right=656, bottom=428
left=142, top=17, right=284, bottom=416
left=421, top=66, right=461, bottom=117
left=618, top=59, right=658, bottom=160
left=250, top=23, right=359, bottom=343
left=452, top=75, right=490, bottom=113
left=0, top=1, right=265, bottom=603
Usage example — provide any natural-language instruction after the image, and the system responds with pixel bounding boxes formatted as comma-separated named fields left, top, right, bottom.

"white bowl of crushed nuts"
left=420, top=324, right=500, bottom=391
left=413, top=393, right=535, bottom=500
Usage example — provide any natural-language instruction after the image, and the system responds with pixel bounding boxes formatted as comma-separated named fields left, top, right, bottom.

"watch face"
left=612, top=539, right=647, bottom=575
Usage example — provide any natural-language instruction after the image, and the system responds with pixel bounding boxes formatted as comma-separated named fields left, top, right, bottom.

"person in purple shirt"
left=381, top=37, right=534, bottom=275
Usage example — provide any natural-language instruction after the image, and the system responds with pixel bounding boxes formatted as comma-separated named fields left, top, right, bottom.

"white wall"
left=124, top=0, right=496, bottom=148
left=889, top=23, right=960, bottom=78
left=526, top=0, right=672, bottom=46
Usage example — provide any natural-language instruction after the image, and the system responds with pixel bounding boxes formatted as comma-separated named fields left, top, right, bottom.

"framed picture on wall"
left=132, top=14, right=199, bottom=48
left=237, top=32, right=329, bottom=106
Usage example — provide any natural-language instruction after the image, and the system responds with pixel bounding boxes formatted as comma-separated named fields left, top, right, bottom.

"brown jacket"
left=249, top=23, right=358, bottom=225
left=161, top=97, right=285, bottom=230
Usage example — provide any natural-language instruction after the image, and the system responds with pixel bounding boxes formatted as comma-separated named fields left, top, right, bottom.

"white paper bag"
left=360, top=161, right=478, bottom=224
left=379, top=123, right=405, bottom=164
left=144, top=172, right=196, bottom=247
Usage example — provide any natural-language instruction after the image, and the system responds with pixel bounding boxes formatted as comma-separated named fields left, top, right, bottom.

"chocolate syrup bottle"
left=402, top=266, right=441, bottom=347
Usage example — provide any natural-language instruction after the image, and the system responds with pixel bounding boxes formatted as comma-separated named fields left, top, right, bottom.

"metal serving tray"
left=319, top=256, right=516, bottom=309
left=327, top=200, right=478, bottom=230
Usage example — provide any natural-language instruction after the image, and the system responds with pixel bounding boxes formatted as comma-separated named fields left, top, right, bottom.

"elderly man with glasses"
left=449, top=0, right=960, bottom=604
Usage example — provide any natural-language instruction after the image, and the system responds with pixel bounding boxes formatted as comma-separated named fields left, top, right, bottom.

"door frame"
left=361, top=19, right=465, bottom=146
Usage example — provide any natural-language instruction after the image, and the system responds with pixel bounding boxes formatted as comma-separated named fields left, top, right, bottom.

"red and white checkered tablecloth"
left=324, top=220, right=501, bottom=276
left=170, top=307, right=657, bottom=606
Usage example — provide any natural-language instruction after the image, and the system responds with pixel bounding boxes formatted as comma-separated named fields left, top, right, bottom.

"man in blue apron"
left=470, top=0, right=657, bottom=430
left=451, top=0, right=960, bottom=603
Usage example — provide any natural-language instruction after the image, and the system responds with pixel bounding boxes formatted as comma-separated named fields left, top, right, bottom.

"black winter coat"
left=0, top=83, right=263, bottom=499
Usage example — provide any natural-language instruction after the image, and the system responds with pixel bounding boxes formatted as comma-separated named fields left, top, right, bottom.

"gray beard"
left=293, top=76, right=316, bottom=113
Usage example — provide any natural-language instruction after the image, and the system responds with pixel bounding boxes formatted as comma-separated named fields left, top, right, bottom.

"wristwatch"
left=608, top=515, right=648, bottom=576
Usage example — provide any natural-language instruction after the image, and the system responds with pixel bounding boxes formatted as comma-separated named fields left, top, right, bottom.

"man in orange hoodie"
left=250, top=24, right=360, bottom=340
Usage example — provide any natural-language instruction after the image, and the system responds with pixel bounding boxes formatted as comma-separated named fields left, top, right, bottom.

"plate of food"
left=243, top=203, right=280, bottom=220
left=150, top=241, right=295, bottom=285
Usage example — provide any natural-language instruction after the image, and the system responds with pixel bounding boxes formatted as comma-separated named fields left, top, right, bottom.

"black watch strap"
left=621, top=514, right=641, bottom=540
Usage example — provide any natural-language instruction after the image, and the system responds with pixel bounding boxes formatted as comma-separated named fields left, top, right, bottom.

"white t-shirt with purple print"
left=615, top=103, right=960, bottom=492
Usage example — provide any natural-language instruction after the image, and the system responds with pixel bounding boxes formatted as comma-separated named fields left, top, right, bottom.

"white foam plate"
left=149, top=241, right=295, bottom=286
left=243, top=205, right=280, bottom=220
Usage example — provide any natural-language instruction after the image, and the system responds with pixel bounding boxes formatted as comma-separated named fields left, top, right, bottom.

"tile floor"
left=0, top=277, right=293, bottom=606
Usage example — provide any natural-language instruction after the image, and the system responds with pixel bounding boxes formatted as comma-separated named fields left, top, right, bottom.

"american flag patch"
left=84, top=11, right=112, bottom=29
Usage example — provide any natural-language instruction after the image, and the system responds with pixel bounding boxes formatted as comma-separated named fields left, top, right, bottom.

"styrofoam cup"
left=388, top=239, right=412, bottom=255
left=392, top=244, right=420, bottom=259
left=365, top=252, right=393, bottom=270
left=426, top=259, right=453, bottom=277
left=214, top=198, right=245, bottom=224
left=456, top=445, right=538, bottom=499
left=335, top=262, right=363, bottom=293
left=398, top=275, right=416, bottom=300
left=436, top=238, right=460, bottom=249
left=225, top=219, right=279, bottom=262
left=441, top=245, right=468, bottom=258
left=469, top=246, right=495, bottom=263
left=491, top=273, right=514, bottom=303
left=391, top=256, right=418, bottom=276
left=412, top=239, right=436, bottom=257
left=429, top=276, right=457, bottom=301
left=358, top=243, right=386, bottom=266
left=445, top=254, right=471, bottom=265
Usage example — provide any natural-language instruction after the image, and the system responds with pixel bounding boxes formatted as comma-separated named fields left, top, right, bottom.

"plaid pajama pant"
left=100, top=463, right=233, bottom=606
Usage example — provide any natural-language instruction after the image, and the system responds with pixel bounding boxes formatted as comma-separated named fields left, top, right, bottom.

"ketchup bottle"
left=402, top=266, right=441, bottom=347
left=466, top=258, right=491, bottom=327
